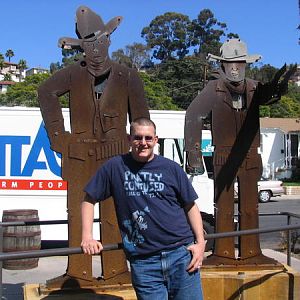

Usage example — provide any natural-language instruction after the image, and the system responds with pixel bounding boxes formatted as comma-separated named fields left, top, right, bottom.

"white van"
left=0, top=107, right=215, bottom=249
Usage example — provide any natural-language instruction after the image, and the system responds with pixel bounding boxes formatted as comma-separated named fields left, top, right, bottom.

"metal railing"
left=1, top=213, right=300, bottom=299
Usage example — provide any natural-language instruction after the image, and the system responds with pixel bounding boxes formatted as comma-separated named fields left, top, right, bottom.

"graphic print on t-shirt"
left=123, top=170, right=165, bottom=198
left=123, top=206, right=150, bottom=254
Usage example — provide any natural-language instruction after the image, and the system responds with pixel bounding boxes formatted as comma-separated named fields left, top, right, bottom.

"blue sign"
left=0, top=123, right=61, bottom=177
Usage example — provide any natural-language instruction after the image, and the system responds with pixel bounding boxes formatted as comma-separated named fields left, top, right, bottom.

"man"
left=38, top=6, right=149, bottom=286
left=82, top=118, right=205, bottom=299
left=185, top=39, right=295, bottom=266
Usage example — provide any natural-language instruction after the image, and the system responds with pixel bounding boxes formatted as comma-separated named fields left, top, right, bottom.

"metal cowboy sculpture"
left=38, top=6, right=149, bottom=287
left=185, top=39, right=296, bottom=267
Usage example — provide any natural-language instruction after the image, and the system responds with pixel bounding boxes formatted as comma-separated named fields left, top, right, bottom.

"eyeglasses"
left=132, top=135, right=155, bottom=142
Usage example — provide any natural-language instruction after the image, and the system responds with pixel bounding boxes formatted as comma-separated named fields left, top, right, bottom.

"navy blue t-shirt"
left=84, top=153, right=198, bottom=258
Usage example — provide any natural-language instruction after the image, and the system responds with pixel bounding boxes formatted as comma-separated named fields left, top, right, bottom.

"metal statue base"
left=202, top=253, right=284, bottom=270
left=43, top=271, right=131, bottom=289
left=201, top=264, right=300, bottom=300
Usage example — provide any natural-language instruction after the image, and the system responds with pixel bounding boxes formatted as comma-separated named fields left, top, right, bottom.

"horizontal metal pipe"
left=1, top=224, right=300, bottom=262
left=0, top=243, right=122, bottom=261
left=0, top=218, right=100, bottom=226
left=259, top=212, right=300, bottom=218
left=1, top=211, right=299, bottom=227
left=205, top=223, right=300, bottom=240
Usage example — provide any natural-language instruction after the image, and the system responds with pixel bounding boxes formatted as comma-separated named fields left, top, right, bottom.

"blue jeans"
left=129, top=245, right=203, bottom=300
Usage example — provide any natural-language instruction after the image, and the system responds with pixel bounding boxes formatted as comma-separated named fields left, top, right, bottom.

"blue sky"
left=1, top=0, right=299, bottom=69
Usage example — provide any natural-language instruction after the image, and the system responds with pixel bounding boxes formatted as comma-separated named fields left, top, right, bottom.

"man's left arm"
left=185, top=202, right=206, bottom=273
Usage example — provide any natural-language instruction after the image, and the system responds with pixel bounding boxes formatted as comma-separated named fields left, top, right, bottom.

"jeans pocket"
left=182, top=242, right=195, bottom=252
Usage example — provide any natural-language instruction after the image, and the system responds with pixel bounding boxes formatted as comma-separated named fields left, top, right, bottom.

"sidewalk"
left=2, top=250, right=300, bottom=299
left=279, top=194, right=300, bottom=200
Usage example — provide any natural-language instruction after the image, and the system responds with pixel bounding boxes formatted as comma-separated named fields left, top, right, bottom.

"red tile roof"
left=0, top=81, right=15, bottom=85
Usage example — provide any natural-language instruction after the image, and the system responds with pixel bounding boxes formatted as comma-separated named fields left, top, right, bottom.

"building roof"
left=3, top=61, right=18, bottom=66
left=0, top=81, right=15, bottom=85
left=260, top=118, right=300, bottom=133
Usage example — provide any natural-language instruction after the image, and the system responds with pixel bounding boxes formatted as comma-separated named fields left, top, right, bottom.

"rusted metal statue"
left=38, top=6, right=149, bottom=287
left=185, top=39, right=296, bottom=267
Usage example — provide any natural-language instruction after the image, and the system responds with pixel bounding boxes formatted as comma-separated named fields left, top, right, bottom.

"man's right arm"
left=81, top=194, right=103, bottom=255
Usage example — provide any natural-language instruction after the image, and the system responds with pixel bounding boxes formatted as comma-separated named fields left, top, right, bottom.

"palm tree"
left=5, top=49, right=15, bottom=62
left=18, top=59, right=28, bottom=82
left=0, top=53, right=4, bottom=73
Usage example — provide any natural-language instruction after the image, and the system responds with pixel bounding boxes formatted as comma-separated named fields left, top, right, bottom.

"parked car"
left=234, top=177, right=284, bottom=203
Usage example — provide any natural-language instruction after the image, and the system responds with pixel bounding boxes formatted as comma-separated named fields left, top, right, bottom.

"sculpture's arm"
left=256, top=64, right=297, bottom=105
left=38, top=67, right=71, bottom=153
left=128, top=68, right=150, bottom=121
left=184, top=83, right=214, bottom=174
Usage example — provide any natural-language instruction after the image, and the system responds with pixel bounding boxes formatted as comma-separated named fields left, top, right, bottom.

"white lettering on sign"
left=0, top=179, right=67, bottom=190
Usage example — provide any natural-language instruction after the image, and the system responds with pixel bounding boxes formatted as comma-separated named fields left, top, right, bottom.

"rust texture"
left=185, top=39, right=296, bottom=267
left=38, top=6, right=149, bottom=288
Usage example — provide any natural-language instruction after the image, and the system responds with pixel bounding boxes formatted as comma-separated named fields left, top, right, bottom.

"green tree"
left=189, top=9, right=236, bottom=58
left=285, top=82, right=300, bottom=103
left=49, top=49, right=82, bottom=73
left=247, top=64, right=278, bottom=83
left=152, top=56, right=207, bottom=109
left=0, top=73, right=50, bottom=107
left=259, top=105, right=271, bottom=117
left=0, top=53, right=4, bottom=72
left=61, top=49, right=83, bottom=67
left=141, top=12, right=191, bottom=61
left=111, top=49, right=132, bottom=68
left=269, top=95, right=300, bottom=117
left=5, top=49, right=14, bottom=62
left=257, top=71, right=300, bottom=117
left=50, top=62, right=63, bottom=74
left=18, top=59, right=28, bottom=82
left=112, top=43, right=152, bottom=70
left=139, top=72, right=179, bottom=110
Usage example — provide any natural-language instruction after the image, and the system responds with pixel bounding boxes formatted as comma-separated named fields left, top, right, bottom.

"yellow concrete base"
left=24, top=283, right=137, bottom=299
left=23, top=265, right=299, bottom=300
left=201, top=265, right=300, bottom=300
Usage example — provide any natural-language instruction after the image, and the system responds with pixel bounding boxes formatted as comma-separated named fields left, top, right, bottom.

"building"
left=0, top=81, right=15, bottom=94
left=0, top=62, right=49, bottom=92
left=25, top=67, right=49, bottom=77
left=290, top=65, right=300, bottom=86
left=260, top=118, right=300, bottom=179
left=0, top=62, right=25, bottom=82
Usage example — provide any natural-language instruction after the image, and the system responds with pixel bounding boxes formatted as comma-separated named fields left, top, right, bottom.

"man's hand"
left=184, top=203, right=206, bottom=273
left=81, top=239, right=103, bottom=255
left=186, top=241, right=207, bottom=273
left=81, top=199, right=101, bottom=255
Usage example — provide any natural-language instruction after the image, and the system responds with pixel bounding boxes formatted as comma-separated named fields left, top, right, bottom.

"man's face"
left=222, top=61, right=246, bottom=83
left=82, top=32, right=110, bottom=67
left=129, top=125, right=158, bottom=163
